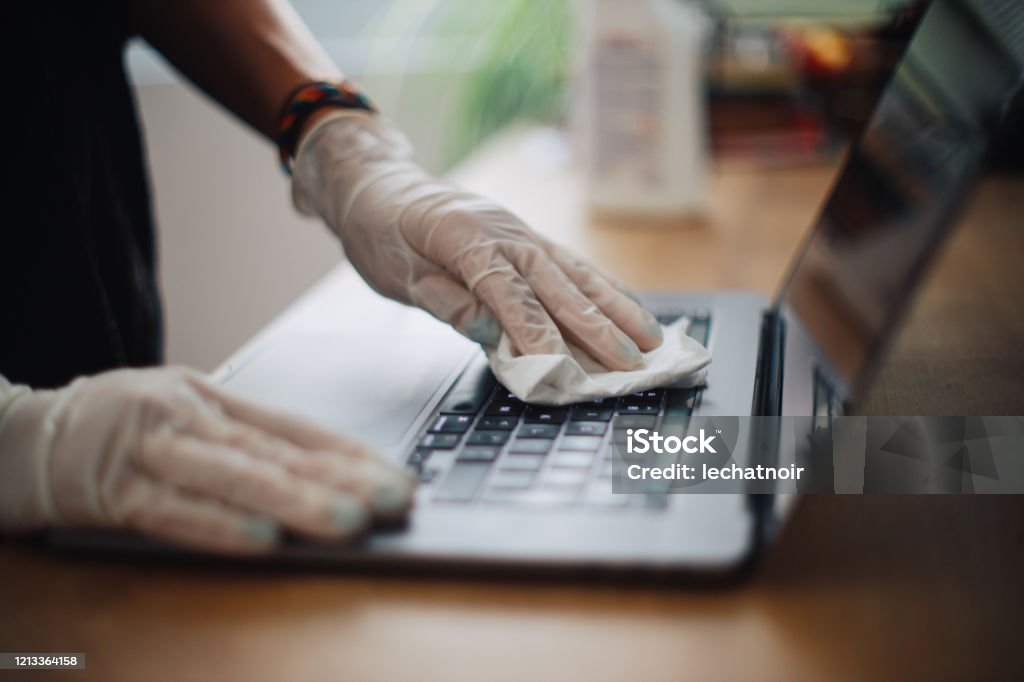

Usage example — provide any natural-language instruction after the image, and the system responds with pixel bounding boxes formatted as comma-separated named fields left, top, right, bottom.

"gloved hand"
left=0, top=367, right=415, bottom=554
left=291, top=111, right=664, bottom=371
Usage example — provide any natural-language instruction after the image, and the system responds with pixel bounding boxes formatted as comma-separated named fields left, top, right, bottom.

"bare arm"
left=130, top=0, right=341, bottom=139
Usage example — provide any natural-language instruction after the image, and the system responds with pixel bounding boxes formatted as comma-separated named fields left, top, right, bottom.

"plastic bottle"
left=576, top=0, right=709, bottom=218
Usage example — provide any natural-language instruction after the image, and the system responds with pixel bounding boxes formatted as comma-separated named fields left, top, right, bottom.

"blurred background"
left=128, top=0, right=928, bottom=371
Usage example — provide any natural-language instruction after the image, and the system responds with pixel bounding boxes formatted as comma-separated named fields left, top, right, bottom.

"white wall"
left=133, top=82, right=341, bottom=372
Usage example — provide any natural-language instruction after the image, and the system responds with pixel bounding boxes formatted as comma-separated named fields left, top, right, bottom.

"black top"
left=1, top=2, right=163, bottom=389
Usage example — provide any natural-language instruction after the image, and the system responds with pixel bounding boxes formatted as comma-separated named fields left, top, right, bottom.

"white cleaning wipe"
left=486, top=318, right=711, bottom=405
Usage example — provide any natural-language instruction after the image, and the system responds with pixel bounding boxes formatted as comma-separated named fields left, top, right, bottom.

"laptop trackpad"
left=221, top=333, right=473, bottom=450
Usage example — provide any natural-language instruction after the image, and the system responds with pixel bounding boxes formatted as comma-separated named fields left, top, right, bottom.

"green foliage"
left=437, top=0, right=572, bottom=165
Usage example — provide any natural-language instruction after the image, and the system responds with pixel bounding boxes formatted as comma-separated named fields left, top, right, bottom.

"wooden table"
left=2, top=128, right=1022, bottom=681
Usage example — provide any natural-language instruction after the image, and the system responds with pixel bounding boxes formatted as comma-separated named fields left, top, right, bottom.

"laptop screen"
left=775, top=0, right=1023, bottom=394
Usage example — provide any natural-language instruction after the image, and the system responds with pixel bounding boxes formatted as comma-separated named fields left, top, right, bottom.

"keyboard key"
left=611, top=416, right=657, bottom=443
left=499, top=454, right=545, bottom=470
left=406, top=447, right=432, bottom=469
left=481, top=486, right=578, bottom=506
left=485, top=402, right=526, bottom=418
left=492, top=387, right=519, bottom=401
left=541, top=468, right=589, bottom=487
left=656, top=421, right=688, bottom=439
left=488, top=469, right=536, bottom=489
left=477, top=416, right=517, bottom=431
left=433, top=462, right=492, bottom=502
left=631, top=389, right=664, bottom=400
left=508, top=439, right=553, bottom=455
left=565, top=421, right=608, bottom=437
left=551, top=453, right=596, bottom=468
left=606, top=413, right=655, bottom=440
left=570, top=407, right=613, bottom=422
left=457, top=446, right=501, bottom=463
left=523, top=407, right=568, bottom=424
left=428, top=414, right=473, bottom=434
left=618, top=394, right=660, bottom=408
left=419, top=433, right=461, bottom=449
left=558, top=436, right=603, bottom=452
left=406, top=448, right=437, bottom=482
left=664, top=389, right=698, bottom=417
left=617, top=403, right=660, bottom=415
left=467, top=430, right=510, bottom=446
left=611, top=415, right=657, bottom=429
left=518, top=423, right=560, bottom=439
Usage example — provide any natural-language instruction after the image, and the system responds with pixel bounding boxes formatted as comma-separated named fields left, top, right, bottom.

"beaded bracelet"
left=276, top=80, right=377, bottom=174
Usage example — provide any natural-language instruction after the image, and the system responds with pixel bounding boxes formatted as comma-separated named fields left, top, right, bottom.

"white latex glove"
left=291, top=111, right=664, bottom=371
left=0, top=367, right=415, bottom=554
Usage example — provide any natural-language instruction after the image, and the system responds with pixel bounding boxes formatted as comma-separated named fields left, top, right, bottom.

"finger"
left=186, top=375, right=386, bottom=462
left=544, top=244, right=663, bottom=351
left=468, top=257, right=573, bottom=358
left=140, top=434, right=369, bottom=542
left=215, top=421, right=415, bottom=520
left=185, top=368, right=416, bottom=500
left=501, top=246, right=646, bottom=371
left=115, top=480, right=280, bottom=555
left=407, top=266, right=502, bottom=347
left=542, top=241, right=643, bottom=303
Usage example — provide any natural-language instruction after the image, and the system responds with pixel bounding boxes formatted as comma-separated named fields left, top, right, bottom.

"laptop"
left=56, top=0, right=1023, bottom=576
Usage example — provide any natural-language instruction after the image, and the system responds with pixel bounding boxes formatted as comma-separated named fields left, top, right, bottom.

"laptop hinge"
left=752, top=308, right=786, bottom=417
left=747, top=308, right=787, bottom=557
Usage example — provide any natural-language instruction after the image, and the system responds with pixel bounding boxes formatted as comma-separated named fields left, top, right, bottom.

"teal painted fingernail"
left=648, top=320, right=664, bottom=341
left=332, top=497, right=369, bottom=534
left=622, top=339, right=644, bottom=364
left=373, top=483, right=411, bottom=515
left=245, top=518, right=280, bottom=546
left=466, top=314, right=501, bottom=347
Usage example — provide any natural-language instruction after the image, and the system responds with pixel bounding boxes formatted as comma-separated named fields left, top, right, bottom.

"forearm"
left=130, top=0, right=341, bottom=139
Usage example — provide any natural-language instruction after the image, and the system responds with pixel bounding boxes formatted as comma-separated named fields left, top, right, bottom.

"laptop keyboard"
left=405, top=311, right=711, bottom=510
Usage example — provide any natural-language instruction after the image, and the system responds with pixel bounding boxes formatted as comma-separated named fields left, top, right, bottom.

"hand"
left=0, top=367, right=415, bottom=554
left=291, top=112, right=664, bottom=371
